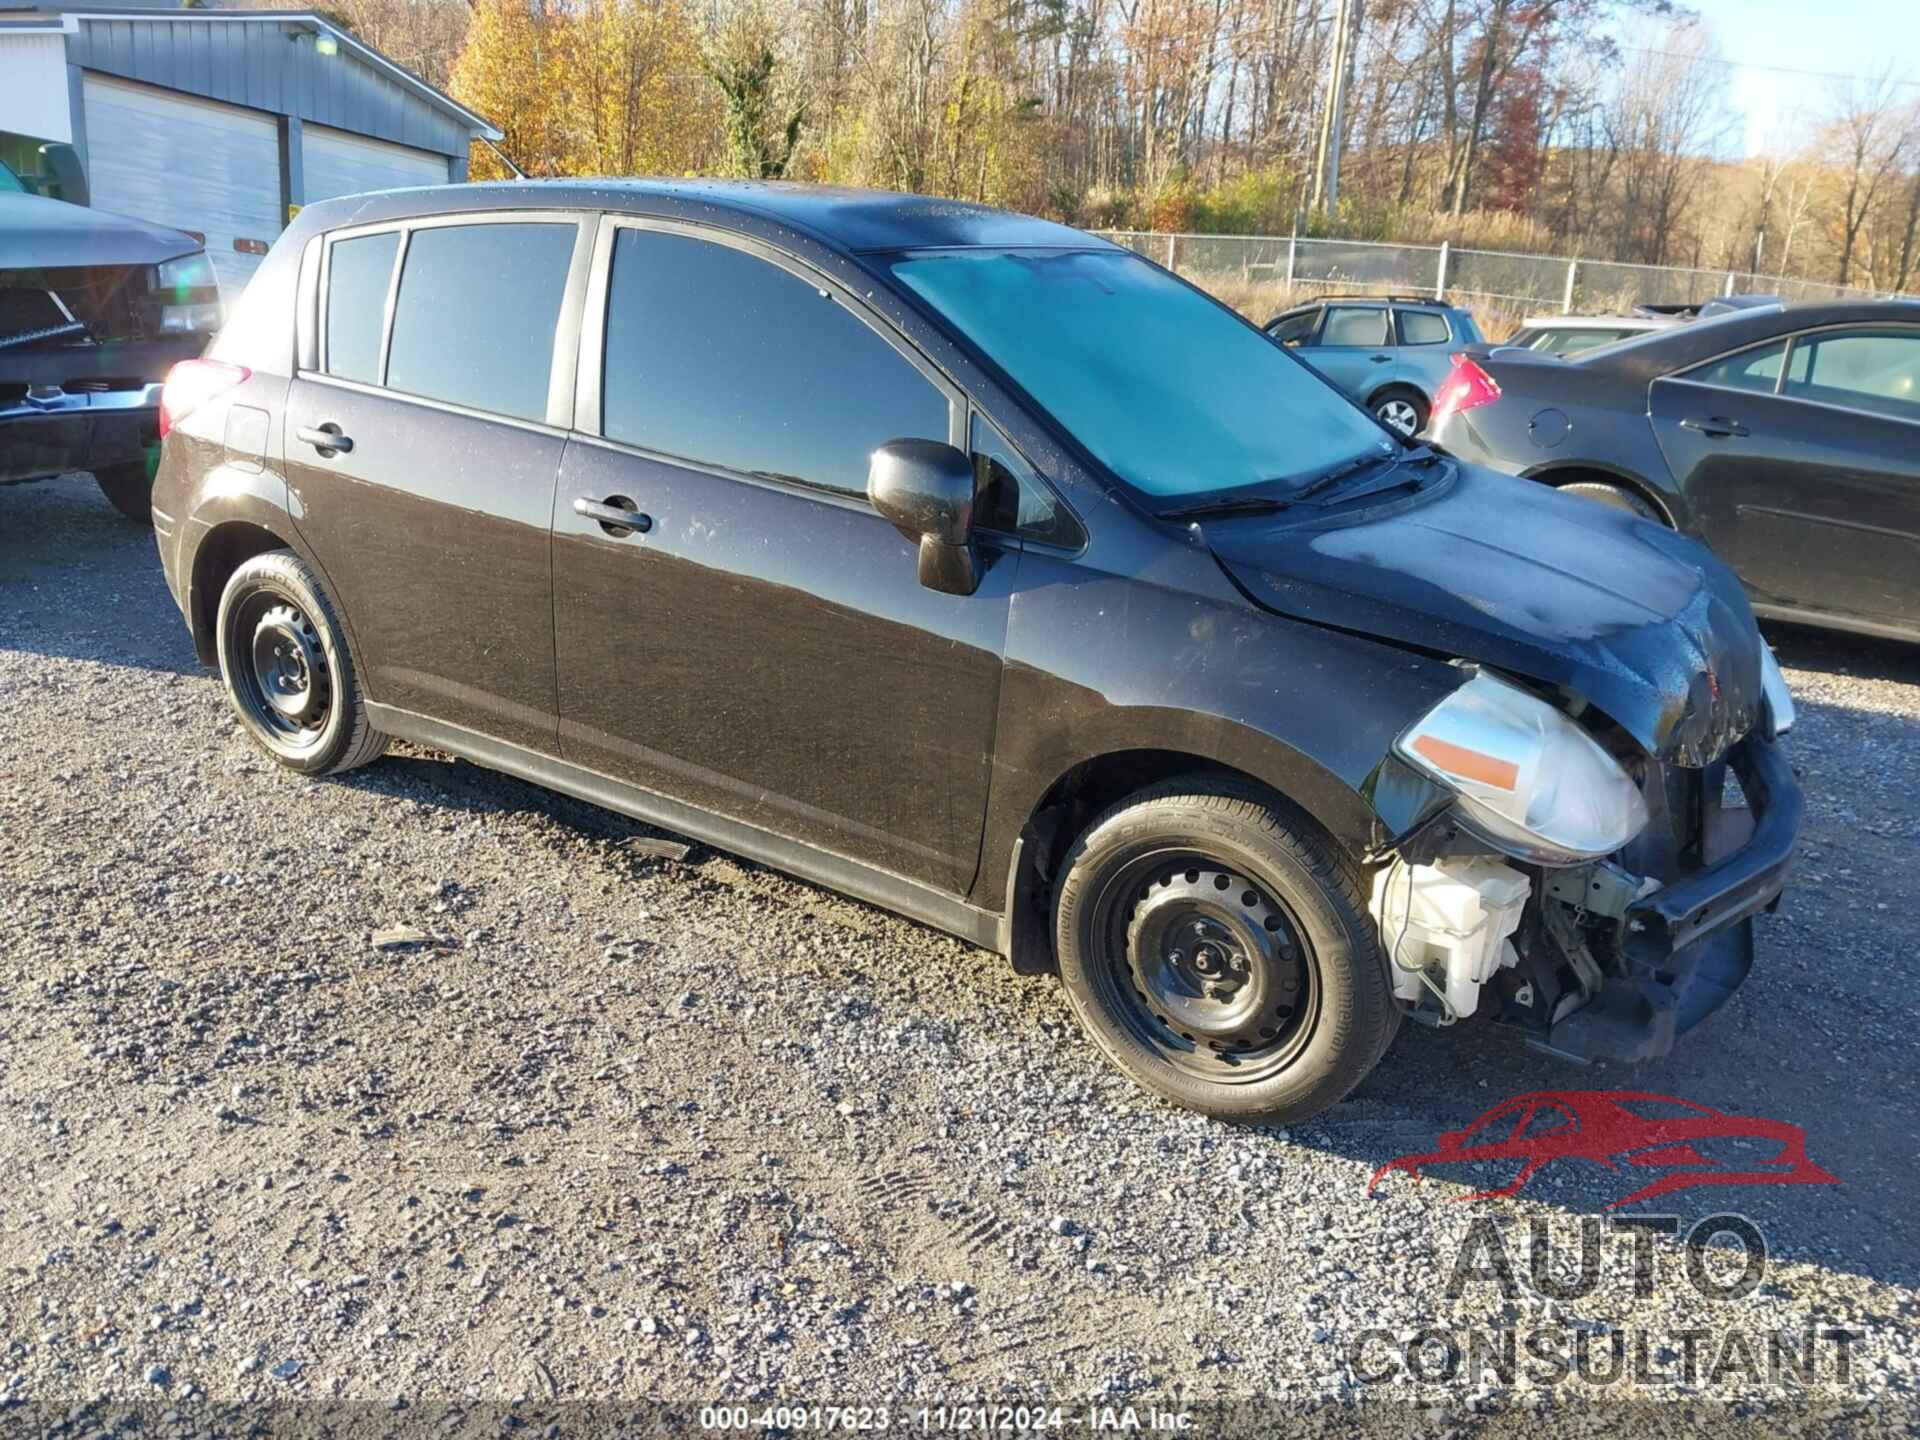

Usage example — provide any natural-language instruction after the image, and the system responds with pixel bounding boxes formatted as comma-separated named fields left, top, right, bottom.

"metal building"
left=0, top=2, right=499, bottom=291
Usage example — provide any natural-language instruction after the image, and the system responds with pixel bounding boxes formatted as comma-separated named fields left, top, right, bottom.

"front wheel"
left=1052, top=780, right=1399, bottom=1123
left=93, top=463, right=153, bottom=524
left=1556, top=480, right=1662, bottom=522
left=215, top=549, right=388, bottom=775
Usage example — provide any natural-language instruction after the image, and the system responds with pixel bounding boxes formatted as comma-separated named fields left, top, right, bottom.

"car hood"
left=0, top=192, right=202, bottom=269
left=1205, top=465, right=1764, bottom=765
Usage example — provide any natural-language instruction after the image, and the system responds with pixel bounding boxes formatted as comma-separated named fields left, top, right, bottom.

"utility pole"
left=1310, top=0, right=1363, bottom=214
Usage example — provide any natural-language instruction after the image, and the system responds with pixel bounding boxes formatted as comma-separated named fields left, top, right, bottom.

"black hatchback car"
left=154, top=182, right=1800, bottom=1123
left=1431, top=300, right=1920, bottom=643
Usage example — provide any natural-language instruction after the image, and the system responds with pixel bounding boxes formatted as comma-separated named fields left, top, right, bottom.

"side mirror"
left=868, top=438, right=982, bottom=596
left=34, top=144, right=88, bottom=207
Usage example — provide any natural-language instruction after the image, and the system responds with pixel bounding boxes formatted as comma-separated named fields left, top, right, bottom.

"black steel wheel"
left=1053, top=780, right=1398, bottom=1123
left=215, top=549, right=388, bottom=775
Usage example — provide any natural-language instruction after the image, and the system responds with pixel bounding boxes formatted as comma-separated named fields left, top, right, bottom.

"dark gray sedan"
left=1430, top=300, right=1920, bottom=644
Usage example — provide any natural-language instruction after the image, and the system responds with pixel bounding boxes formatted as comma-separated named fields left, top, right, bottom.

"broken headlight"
left=1395, top=670, right=1649, bottom=866
left=149, top=252, right=222, bottom=334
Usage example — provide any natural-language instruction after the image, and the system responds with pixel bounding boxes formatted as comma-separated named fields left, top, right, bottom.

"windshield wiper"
left=1288, top=450, right=1395, bottom=504
left=1155, top=495, right=1295, bottom=520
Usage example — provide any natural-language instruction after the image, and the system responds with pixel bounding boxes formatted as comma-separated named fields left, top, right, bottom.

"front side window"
left=384, top=222, right=577, bottom=422
left=1783, top=329, right=1920, bottom=422
left=890, top=249, right=1390, bottom=502
left=324, top=231, right=400, bottom=385
left=602, top=228, right=950, bottom=498
left=1398, top=309, right=1451, bottom=345
left=1684, top=338, right=1789, bottom=396
left=1267, top=308, right=1319, bottom=345
left=1322, top=306, right=1390, bottom=347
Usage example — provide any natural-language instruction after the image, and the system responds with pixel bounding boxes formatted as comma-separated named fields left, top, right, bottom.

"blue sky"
left=1670, top=0, right=1920, bottom=155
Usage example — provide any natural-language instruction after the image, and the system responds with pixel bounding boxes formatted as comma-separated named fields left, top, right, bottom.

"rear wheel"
left=1557, top=479, right=1662, bottom=522
left=1370, top=388, right=1428, bottom=438
left=215, top=549, right=387, bottom=775
left=1052, top=780, right=1398, bottom=1123
left=93, top=463, right=153, bottom=524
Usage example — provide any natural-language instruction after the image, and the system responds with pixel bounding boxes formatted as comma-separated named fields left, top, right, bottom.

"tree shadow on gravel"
left=0, top=476, right=200, bottom=677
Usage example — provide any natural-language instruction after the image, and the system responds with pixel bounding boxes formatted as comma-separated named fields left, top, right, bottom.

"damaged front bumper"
left=1539, top=735, right=1802, bottom=1063
left=0, top=381, right=164, bottom=485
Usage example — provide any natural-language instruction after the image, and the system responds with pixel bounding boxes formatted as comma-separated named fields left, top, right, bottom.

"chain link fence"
left=1096, top=230, right=1899, bottom=332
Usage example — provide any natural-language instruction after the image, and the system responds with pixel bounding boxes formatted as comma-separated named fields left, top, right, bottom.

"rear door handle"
left=1369, top=354, right=1392, bottom=363
left=295, top=424, right=354, bottom=454
left=1679, top=416, right=1749, bottom=438
left=574, top=494, right=652, bottom=536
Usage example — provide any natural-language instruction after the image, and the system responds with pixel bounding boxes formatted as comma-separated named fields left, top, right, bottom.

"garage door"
left=303, top=124, right=448, bottom=204
left=81, top=74, right=282, bottom=296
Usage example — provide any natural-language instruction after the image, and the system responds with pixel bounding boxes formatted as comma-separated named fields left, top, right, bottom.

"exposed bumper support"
left=1538, top=735, right=1801, bottom=1064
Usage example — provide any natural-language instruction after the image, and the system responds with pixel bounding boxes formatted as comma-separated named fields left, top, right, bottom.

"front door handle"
left=1679, top=416, right=1749, bottom=438
left=295, top=424, right=353, bottom=454
left=574, top=494, right=652, bottom=536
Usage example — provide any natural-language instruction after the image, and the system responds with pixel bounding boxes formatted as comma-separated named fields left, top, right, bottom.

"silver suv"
left=1265, top=296, right=1484, bottom=436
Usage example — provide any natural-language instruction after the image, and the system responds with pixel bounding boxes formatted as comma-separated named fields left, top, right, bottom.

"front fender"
left=972, top=546, right=1461, bottom=911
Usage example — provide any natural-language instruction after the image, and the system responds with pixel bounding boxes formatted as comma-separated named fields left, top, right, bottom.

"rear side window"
left=1685, top=338, right=1789, bottom=395
left=1397, top=309, right=1450, bottom=345
left=1322, top=306, right=1389, bottom=346
left=324, top=231, right=399, bottom=385
left=384, top=222, right=577, bottom=422
left=1783, top=329, right=1920, bottom=423
left=600, top=228, right=950, bottom=498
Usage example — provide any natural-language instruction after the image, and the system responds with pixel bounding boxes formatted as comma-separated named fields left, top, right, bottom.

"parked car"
left=154, top=182, right=1799, bottom=1124
left=1430, top=299, right=1920, bottom=643
left=1, top=162, right=222, bottom=520
left=1264, top=295, right=1485, bottom=435
left=1505, top=312, right=1678, bottom=356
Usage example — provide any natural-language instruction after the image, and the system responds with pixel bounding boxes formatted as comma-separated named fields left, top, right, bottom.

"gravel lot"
left=3, top=474, right=1917, bottom=1426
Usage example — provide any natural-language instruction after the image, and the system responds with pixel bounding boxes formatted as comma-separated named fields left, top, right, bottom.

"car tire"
left=1371, top=388, right=1428, bottom=438
left=1052, top=778, right=1399, bottom=1124
left=93, top=463, right=153, bottom=524
left=1557, top=480, right=1662, bottom=522
left=215, top=549, right=388, bottom=776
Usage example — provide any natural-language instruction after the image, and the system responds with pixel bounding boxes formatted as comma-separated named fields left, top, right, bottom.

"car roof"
left=1519, top=314, right=1672, bottom=331
left=285, top=178, right=1107, bottom=257
left=1572, top=298, right=1920, bottom=379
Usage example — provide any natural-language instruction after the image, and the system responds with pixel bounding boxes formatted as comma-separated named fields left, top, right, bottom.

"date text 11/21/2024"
left=699, top=1405, right=1195, bottom=1432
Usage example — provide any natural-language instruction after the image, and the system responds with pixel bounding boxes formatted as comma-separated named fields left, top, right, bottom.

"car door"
left=1649, top=325, right=1920, bottom=627
left=1300, top=304, right=1393, bottom=399
left=284, top=213, right=591, bottom=753
left=550, top=220, right=1017, bottom=895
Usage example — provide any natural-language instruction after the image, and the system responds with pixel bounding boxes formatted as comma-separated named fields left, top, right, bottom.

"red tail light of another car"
left=159, top=359, right=251, bottom=439
left=1430, top=354, right=1500, bottom=430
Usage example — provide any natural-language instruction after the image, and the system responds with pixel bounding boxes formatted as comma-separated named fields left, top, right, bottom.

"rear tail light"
left=158, top=359, right=250, bottom=439
left=1430, top=354, right=1501, bottom=430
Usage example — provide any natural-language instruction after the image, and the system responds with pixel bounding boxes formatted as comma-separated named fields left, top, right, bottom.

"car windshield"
left=889, top=247, right=1392, bottom=501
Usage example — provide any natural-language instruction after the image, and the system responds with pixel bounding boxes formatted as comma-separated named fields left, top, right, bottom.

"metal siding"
left=303, top=123, right=448, bottom=202
left=70, top=17, right=474, bottom=158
